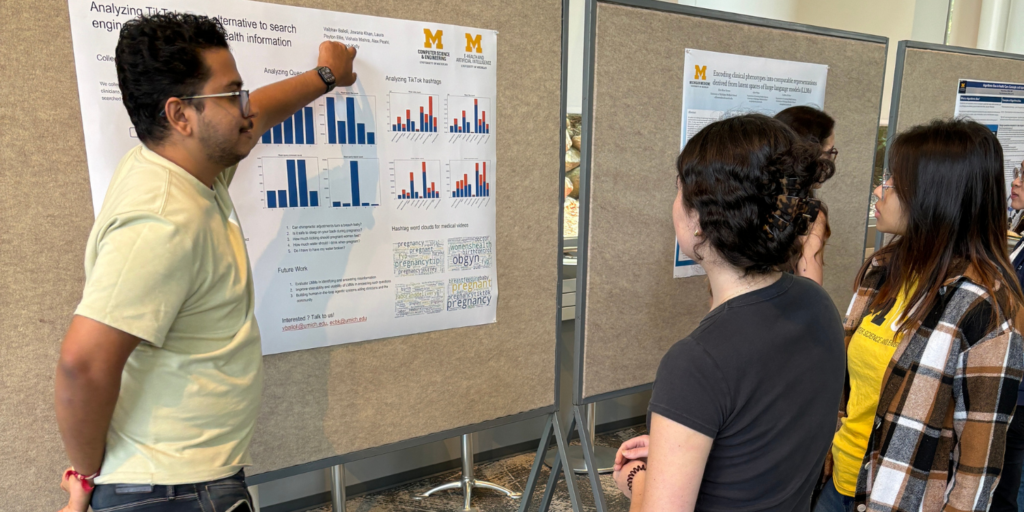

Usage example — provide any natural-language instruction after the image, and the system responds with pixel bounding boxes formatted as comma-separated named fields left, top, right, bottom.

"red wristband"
left=65, top=468, right=100, bottom=492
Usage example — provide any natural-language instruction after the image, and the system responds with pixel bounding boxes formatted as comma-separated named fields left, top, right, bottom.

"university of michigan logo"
left=694, top=65, right=707, bottom=80
left=465, top=33, right=482, bottom=53
left=424, top=28, right=443, bottom=49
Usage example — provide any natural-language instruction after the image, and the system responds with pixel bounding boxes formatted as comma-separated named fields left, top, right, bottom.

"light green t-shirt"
left=76, top=144, right=263, bottom=485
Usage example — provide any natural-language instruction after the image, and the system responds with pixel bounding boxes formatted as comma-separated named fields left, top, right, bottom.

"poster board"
left=876, top=41, right=1024, bottom=251
left=888, top=41, right=1024, bottom=176
left=575, top=0, right=887, bottom=402
left=0, top=0, right=562, bottom=507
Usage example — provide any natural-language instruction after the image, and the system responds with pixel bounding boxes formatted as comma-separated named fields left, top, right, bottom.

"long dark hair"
left=856, top=118, right=1023, bottom=333
left=774, top=106, right=835, bottom=144
left=678, top=114, right=834, bottom=275
left=774, top=106, right=836, bottom=271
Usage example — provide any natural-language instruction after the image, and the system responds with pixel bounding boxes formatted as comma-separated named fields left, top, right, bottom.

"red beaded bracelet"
left=65, top=468, right=100, bottom=492
left=627, top=463, right=646, bottom=493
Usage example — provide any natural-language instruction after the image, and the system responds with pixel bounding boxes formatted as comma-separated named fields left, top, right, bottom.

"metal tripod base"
left=543, top=445, right=617, bottom=474
left=413, top=433, right=521, bottom=510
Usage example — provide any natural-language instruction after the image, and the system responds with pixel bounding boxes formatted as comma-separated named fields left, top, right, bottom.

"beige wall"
left=791, top=0, right=918, bottom=121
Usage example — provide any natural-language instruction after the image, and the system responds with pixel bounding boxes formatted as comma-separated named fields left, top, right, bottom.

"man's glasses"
left=161, top=90, right=251, bottom=118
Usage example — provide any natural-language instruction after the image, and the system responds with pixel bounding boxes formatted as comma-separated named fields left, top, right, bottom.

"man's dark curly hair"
left=115, top=13, right=228, bottom=144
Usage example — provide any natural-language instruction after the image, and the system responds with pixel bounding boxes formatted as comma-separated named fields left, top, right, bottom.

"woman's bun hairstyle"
left=678, top=114, right=835, bottom=274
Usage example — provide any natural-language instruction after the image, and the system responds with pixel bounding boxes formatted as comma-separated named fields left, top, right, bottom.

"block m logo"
left=424, top=28, right=443, bottom=49
left=465, top=33, right=482, bottom=53
left=694, top=65, right=707, bottom=80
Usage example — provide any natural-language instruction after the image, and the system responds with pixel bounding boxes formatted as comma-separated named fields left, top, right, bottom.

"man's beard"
left=198, top=116, right=250, bottom=168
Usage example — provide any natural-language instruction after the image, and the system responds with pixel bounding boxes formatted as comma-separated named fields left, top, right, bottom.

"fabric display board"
left=0, top=0, right=563, bottom=507
left=575, top=0, right=888, bottom=403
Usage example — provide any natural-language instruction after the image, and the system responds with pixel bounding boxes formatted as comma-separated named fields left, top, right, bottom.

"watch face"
left=321, top=67, right=336, bottom=82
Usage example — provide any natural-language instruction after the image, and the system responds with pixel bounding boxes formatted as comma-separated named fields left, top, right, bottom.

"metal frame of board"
left=248, top=2, right=576, bottom=511
left=874, top=40, right=1024, bottom=251
left=526, top=1, right=890, bottom=511
left=514, top=0, right=587, bottom=510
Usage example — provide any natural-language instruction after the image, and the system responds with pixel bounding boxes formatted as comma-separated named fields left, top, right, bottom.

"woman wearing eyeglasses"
left=992, top=163, right=1024, bottom=512
left=814, top=119, right=1024, bottom=512
left=774, top=106, right=837, bottom=285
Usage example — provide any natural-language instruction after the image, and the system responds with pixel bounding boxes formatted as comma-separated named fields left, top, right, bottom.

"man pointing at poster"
left=54, top=13, right=356, bottom=512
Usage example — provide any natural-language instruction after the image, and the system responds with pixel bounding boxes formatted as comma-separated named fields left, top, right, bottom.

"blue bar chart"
left=388, top=92, right=440, bottom=133
left=262, top=157, right=320, bottom=209
left=449, top=160, right=492, bottom=198
left=260, top=105, right=316, bottom=145
left=326, top=94, right=376, bottom=145
left=393, top=160, right=442, bottom=200
left=327, top=158, right=380, bottom=207
left=446, top=95, right=491, bottom=134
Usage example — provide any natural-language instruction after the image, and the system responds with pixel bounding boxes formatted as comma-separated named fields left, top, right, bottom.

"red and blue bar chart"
left=327, top=159, right=380, bottom=207
left=450, top=160, right=491, bottom=198
left=395, top=160, right=441, bottom=200
left=326, top=95, right=376, bottom=145
left=447, top=95, right=491, bottom=134
left=262, top=157, right=320, bottom=208
left=389, top=93, right=439, bottom=133
left=261, top=105, right=315, bottom=145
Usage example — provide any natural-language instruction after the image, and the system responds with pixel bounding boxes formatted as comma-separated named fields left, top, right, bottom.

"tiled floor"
left=306, top=425, right=646, bottom=512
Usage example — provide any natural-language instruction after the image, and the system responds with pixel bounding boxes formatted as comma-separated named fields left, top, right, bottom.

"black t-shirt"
left=648, top=273, right=845, bottom=512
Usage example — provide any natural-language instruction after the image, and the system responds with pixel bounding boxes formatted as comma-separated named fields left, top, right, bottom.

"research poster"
left=68, top=0, right=498, bottom=354
left=675, top=49, right=828, bottom=278
left=954, top=79, right=1024, bottom=197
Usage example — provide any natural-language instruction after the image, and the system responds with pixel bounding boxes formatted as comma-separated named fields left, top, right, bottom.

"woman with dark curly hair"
left=611, top=114, right=846, bottom=511
left=775, top=106, right=837, bottom=285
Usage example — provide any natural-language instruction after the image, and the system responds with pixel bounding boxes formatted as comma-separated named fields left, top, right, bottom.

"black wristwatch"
left=316, top=66, right=336, bottom=93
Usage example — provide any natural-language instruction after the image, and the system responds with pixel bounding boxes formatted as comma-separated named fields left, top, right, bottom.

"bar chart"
left=325, top=94, right=377, bottom=145
left=261, top=157, right=321, bottom=209
left=260, top=104, right=316, bottom=145
left=388, top=92, right=441, bottom=133
left=326, top=158, right=381, bottom=207
left=393, top=160, right=442, bottom=201
left=446, top=95, right=491, bottom=134
left=449, top=160, right=492, bottom=199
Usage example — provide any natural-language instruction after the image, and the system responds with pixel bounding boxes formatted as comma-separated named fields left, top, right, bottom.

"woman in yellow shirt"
left=815, top=284, right=914, bottom=510
left=814, top=118, right=1024, bottom=512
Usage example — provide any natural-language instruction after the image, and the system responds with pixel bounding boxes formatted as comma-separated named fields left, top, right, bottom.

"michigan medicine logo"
left=420, top=28, right=449, bottom=65
left=688, top=63, right=710, bottom=89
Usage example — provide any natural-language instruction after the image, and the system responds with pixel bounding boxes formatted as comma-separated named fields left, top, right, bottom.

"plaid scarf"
left=846, top=257, right=1024, bottom=511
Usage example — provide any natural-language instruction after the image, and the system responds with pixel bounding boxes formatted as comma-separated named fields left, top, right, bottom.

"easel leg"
left=330, top=464, right=346, bottom=512
left=415, top=433, right=520, bottom=510
left=525, top=413, right=582, bottom=512
left=575, top=405, right=608, bottom=512
left=518, top=415, right=554, bottom=512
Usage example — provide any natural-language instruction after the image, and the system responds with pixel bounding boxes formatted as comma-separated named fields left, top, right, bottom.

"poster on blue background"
left=954, top=79, right=1024, bottom=196
left=674, top=49, right=829, bottom=278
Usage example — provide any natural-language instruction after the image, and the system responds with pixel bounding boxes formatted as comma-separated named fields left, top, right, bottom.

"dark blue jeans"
left=90, top=471, right=253, bottom=512
left=812, top=478, right=855, bottom=512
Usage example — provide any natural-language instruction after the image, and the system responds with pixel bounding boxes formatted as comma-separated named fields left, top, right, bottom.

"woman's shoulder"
left=940, top=272, right=1018, bottom=345
left=660, top=336, right=720, bottom=373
